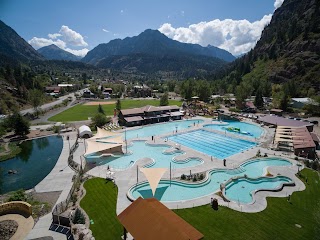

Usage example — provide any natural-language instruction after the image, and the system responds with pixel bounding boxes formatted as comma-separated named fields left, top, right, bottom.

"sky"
left=0, top=0, right=284, bottom=57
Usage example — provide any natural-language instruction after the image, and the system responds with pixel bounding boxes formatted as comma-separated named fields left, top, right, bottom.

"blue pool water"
left=86, top=141, right=202, bottom=170
left=123, top=119, right=203, bottom=140
left=168, top=129, right=256, bottom=159
left=0, top=136, right=63, bottom=194
left=225, top=176, right=292, bottom=203
left=129, top=157, right=292, bottom=203
left=204, top=121, right=263, bottom=138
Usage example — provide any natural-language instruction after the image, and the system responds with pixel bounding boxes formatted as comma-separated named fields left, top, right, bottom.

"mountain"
left=82, top=29, right=234, bottom=76
left=38, top=44, right=81, bottom=61
left=83, top=29, right=235, bottom=64
left=0, top=20, right=43, bottom=65
left=219, top=0, right=320, bottom=94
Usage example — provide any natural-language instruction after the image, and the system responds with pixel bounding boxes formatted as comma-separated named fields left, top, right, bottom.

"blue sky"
left=0, top=0, right=284, bottom=56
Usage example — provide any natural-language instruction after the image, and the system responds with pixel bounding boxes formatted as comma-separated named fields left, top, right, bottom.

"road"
left=20, top=92, right=76, bottom=116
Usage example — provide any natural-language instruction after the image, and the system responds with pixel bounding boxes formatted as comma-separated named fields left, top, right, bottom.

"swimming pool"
left=123, top=119, right=204, bottom=140
left=168, top=129, right=256, bottom=159
left=128, top=157, right=292, bottom=203
left=86, top=141, right=203, bottom=170
left=204, top=120, right=263, bottom=138
left=224, top=176, right=292, bottom=204
left=0, top=136, right=63, bottom=194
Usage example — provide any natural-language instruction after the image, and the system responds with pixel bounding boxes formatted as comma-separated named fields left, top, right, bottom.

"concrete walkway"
left=26, top=132, right=82, bottom=240
left=0, top=214, right=34, bottom=240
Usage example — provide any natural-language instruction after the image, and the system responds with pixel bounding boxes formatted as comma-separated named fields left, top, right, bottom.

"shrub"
left=181, top=174, right=186, bottom=180
left=304, top=160, right=311, bottom=168
left=8, top=189, right=27, bottom=202
left=73, top=208, right=85, bottom=224
left=199, top=173, right=204, bottom=180
left=193, top=175, right=197, bottom=182
left=312, top=160, right=319, bottom=171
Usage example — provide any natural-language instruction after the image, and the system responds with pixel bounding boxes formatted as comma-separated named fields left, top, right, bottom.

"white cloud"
left=159, top=14, right=272, bottom=56
left=64, top=48, right=89, bottom=57
left=59, top=25, right=88, bottom=47
left=120, top=10, right=124, bottom=14
left=274, top=0, right=284, bottom=9
left=102, top=28, right=110, bottom=33
left=181, top=10, right=185, bottom=17
left=28, top=37, right=66, bottom=49
left=48, top=33, right=62, bottom=39
left=28, top=25, right=89, bottom=57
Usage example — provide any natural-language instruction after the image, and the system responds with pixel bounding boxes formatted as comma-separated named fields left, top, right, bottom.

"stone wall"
left=0, top=201, right=32, bottom=216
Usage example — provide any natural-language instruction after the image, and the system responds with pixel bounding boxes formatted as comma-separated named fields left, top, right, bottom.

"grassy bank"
left=0, top=143, right=21, bottom=161
left=49, top=99, right=182, bottom=122
left=174, top=169, right=320, bottom=240
left=80, top=178, right=122, bottom=240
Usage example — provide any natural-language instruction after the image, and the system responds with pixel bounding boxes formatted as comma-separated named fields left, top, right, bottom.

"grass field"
left=48, top=99, right=182, bottom=122
left=174, top=169, right=320, bottom=240
left=80, top=178, right=122, bottom=240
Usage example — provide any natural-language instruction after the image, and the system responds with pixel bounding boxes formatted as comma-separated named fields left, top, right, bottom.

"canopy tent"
left=84, top=140, right=122, bottom=156
left=79, top=125, right=93, bottom=138
left=118, top=197, right=204, bottom=240
left=89, top=127, right=120, bottom=140
left=140, top=168, right=167, bottom=196
left=97, top=135, right=123, bottom=144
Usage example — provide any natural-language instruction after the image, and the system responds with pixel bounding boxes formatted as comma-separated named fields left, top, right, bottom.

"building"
left=118, top=197, right=204, bottom=240
left=119, top=105, right=183, bottom=127
left=258, top=115, right=314, bottom=131
left=270, top=109, right=283, bottom=116
left=291, top=98, right=316, bottom=109
left=45, top=86, right=61, bottom=95
left=102, top=88, right=113, bottom=99
left=274, top=126, right=316, bottom=159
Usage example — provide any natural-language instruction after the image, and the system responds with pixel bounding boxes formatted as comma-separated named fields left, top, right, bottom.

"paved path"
left=26, top=132, right=80, bottom=240
left=0, top=214, right=34, bottom=240
left=21, top=93, right=75, bottom=116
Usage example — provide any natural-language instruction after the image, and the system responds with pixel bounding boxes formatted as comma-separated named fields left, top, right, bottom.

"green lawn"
left=174, top=169, right=320, bottom=240
left=80, top=178, right=122, bottom=240
left=48, top=99, right=182, bottom=122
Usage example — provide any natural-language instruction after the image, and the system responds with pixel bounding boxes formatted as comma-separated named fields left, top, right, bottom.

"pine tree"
left=97, top=104, right=105, bottom=115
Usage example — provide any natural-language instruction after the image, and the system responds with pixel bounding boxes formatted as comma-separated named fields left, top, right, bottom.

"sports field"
left=49, top=99, right=182, bottom=122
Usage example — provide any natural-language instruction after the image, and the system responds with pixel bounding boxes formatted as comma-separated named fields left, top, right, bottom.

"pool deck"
left=86, top=117, right=305, bottom=214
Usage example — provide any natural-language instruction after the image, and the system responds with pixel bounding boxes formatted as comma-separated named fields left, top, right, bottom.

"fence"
left=52, top=173, right=80, bottom=226
left=52, top=135, right=83, bottom=227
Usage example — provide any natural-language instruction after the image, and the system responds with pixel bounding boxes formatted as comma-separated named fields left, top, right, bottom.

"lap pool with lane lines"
left=168, top=129, right=257, bottom=159
left=128, top=157, right=293, bottom=203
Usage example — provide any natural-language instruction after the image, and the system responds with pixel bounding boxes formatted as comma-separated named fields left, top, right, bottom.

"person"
left=223, top=159, right=226, bottom=167
left=211, top=156, right=213, bottom=162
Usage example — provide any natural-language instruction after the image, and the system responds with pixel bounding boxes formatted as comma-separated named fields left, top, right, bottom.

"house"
left=82, top=89, right=95, bottom=98
left=119, top=105, right=182, bottom=127
left=45, top=86, right=61, bottom=96
left=102, top=88, right=113, bottom=99
left=291, top=98, right=316, bottom=109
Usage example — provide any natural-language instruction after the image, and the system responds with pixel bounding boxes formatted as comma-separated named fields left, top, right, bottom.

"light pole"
left=125, top=127, right=127, bottom=154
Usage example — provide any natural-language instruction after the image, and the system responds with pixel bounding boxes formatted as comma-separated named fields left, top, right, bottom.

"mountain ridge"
left=0, top=20, right=44, bottom=64
left=37, top=44, right=81, bottom=61
left=82, top=29, right=235, bottom=64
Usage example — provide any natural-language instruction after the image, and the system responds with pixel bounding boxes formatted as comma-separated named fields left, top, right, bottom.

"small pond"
left=0, top=135, right=63, bottom=194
